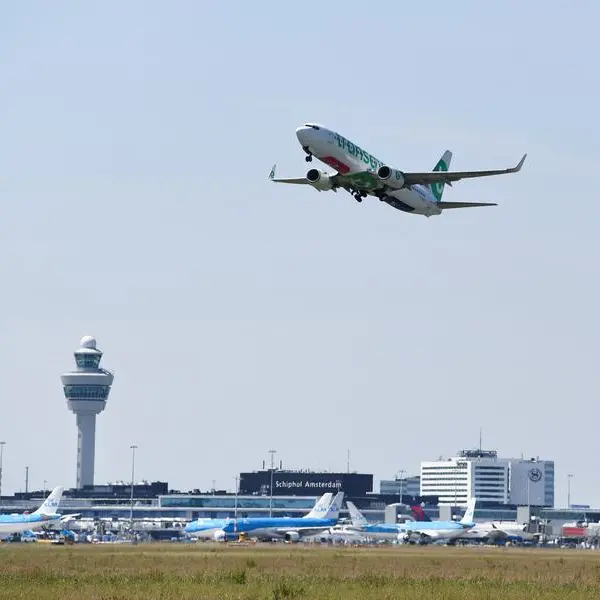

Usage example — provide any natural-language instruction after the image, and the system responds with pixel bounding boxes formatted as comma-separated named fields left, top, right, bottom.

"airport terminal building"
left=0, top=479, right=592, bottom=540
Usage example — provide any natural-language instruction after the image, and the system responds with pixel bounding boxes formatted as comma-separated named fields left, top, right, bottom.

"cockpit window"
left=304, top=123, right=320, bottom=130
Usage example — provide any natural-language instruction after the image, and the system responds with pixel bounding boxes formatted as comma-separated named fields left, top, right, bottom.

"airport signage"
left=239, top=471, right=373, bottom=497
left=275, top=480, right=343, bottom=491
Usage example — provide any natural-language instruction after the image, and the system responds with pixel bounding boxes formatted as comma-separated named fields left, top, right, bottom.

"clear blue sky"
left=1, top=0, right=598, bottom=507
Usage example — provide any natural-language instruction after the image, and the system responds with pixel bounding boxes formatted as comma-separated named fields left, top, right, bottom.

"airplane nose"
left=296, top=126, right=311, bottom=146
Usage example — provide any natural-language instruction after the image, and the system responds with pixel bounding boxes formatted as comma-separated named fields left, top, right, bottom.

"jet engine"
left=306, top=169, right=334, bottom=191
left=284, top=531, right=300, bottom=543
left=213, top=529, right=226, bottom=542
left=377, top=165, right=405, bottom=189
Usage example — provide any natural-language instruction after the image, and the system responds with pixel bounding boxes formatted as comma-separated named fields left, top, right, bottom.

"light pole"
left=43, top=480, right=47, bottom=498
left=0, top=441, right=6, bottom=500
left=567, top=473, right=573, bottom=508
left=129, top=445, right=137, bottom=532
left=234, top=476, right=239, bottom=535
left=397, top=469, right=406, bottom=505
left=269, top=449, right=277, bottom=518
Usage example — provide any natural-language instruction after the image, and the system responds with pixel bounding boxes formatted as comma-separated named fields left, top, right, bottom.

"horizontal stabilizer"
left=439, top=202, right=497, bottom=209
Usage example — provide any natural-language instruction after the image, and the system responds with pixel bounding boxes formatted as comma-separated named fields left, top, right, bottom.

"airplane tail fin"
left=429, top=150, right=452, bottom=201
left=33, top=486, right=64, bottom=516
left=323, top=492, right=345, bottom=520
left=304, top=493, right=333, bottom=519
left=460, top=497, right=477, bottom=525
left=346, top=501, right=368, bottom=527
left=410, top=505, right=431, bottom=522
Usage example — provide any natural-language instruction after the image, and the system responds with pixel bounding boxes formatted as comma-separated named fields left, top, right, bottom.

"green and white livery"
left=269, top=124, right=526, bottom=218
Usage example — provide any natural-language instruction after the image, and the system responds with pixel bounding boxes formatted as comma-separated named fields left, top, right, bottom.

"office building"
left=420, top=449, right=554, bottom=507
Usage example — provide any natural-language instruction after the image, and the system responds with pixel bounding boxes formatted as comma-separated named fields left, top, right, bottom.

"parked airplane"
left=0, top=486, right=66, bottom=537
left=269, top=124, right=526, bottom=217
left=218, top=492, right=345, bottom=542
left=184, top=492, right=340, bottom=541
left=458, top=521, right=540, bottom=544
left=184, top=516, right=234, bottom=540
left=330, top=500, right=414, bottom=540
left=396, top=498, right=478, bottom=544
left=330, top=501, right=430, bottom=542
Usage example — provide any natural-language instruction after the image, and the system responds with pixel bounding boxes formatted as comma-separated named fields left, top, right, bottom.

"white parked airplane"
left=269, top=124, right=526, bottom=217
left=458, top=521, right=540, bottom=544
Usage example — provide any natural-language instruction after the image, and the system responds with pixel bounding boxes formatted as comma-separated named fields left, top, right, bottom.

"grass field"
left=1, top=543, right=600, bottom=599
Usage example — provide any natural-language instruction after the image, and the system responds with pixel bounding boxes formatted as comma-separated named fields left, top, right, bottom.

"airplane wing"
left=400, top=154, right=527, bottom=186
left=268, top=164, right=312, bottom=185
left=273, top=526, right=332, bottom=537
left=268, top=164, right=380, bottom=192
left=438, top=202, right=497, bottom=209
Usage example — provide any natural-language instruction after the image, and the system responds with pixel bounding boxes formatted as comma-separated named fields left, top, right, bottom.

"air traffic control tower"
left=61, top=336, right=114, bottom=488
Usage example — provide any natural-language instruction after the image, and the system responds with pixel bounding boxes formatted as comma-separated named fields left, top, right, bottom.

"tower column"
left=76, top=413, right=97, bottom=488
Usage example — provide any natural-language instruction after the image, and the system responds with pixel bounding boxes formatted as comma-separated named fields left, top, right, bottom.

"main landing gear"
left=302, top=146, right=313, bottom=162
left=353, top=191, right=367, bottom=202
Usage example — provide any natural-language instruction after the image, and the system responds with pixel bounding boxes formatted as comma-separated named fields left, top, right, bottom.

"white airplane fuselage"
left=0, top=514, right=61, bottom=536
left=295, top=125, right=442, bottom=217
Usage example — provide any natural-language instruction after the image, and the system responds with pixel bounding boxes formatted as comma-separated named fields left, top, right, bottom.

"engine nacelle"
left=377, top=165, right=405, bottom=189
left=213, top=529, right=226, bottom=542
left=306, top=169, right=334, bottom=191
left=284, top=531, right=300, bottom=543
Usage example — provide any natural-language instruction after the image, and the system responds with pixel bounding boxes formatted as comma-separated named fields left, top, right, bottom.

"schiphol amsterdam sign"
left=275, top=479, right=343, bottom=491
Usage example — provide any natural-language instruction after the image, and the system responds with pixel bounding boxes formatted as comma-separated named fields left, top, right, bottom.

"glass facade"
left=63, top=386, right=111, bottom=400
left=159, top=495, right=316, bottom=509
left=75, top=354, right=102, bottom=369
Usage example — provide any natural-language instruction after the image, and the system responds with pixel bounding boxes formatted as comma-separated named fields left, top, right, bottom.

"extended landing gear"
left=353, top=191, right=367, bottom=203
left=302, top=146, right=313, bottom=162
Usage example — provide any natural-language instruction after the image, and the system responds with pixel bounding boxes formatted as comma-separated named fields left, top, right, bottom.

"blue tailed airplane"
left=0, top=487, right=68, bottom=538
left=397, top=498, right=477, bottom=544
left=343, top=498, right=477, bottom=544
left=217, top=492, right=345, bottom=542
left=184, top=492, right=341, bottom=542
left=184, top=516, right=236, bottom=541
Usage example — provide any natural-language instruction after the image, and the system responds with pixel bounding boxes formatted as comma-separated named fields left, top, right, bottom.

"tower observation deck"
left=61, top=336, right=114, bottom=488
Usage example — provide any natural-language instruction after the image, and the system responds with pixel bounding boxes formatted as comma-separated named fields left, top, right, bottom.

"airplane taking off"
left=269, top=124, right=526, bottom=217
left=0, top=486, right=67, bottom=538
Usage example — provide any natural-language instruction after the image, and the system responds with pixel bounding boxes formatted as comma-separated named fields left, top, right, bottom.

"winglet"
left=269, top=164, right=276, bottom=180
left=514, top=154, right=527, bottom=172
